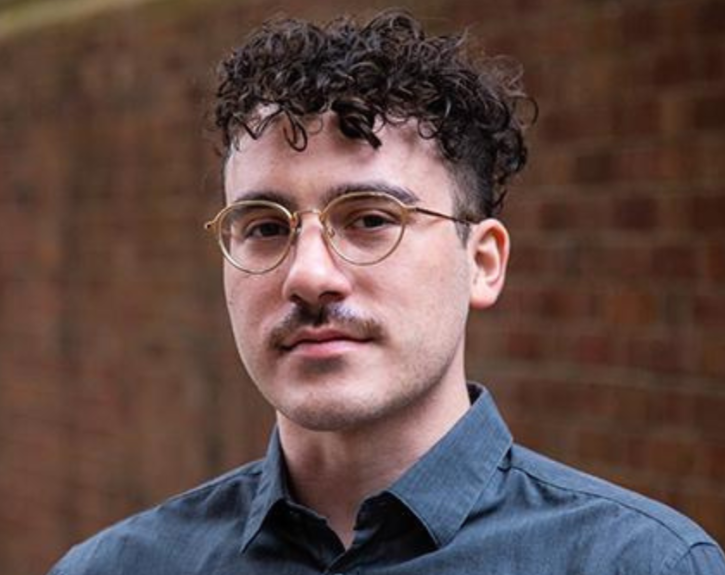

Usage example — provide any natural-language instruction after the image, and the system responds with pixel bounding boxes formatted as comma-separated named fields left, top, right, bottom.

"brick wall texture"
left=1, top=0, right=723, bottom=572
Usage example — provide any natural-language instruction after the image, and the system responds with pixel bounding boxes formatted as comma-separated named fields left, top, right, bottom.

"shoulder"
left=48, top=459, right=265, bottom=575
left=503, top=444, right=725, bottom=573
left=508, top=445, right=710, bottom=546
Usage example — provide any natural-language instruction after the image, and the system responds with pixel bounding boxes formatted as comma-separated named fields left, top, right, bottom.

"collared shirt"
left=49, top=385, right=725, bottom=575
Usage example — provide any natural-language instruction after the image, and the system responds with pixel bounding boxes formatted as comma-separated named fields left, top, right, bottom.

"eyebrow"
left=324, top=182, right=420, bottom=206
left=228, top=181, right=421, bottom=209
left=229, top=189, right=293, bottom=207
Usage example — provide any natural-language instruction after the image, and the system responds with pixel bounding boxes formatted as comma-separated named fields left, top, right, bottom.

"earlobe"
left=469, top=219, right=510, bottom=310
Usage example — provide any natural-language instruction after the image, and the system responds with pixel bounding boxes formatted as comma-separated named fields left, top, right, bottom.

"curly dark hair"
left=215, top=10, right=535, bottom=219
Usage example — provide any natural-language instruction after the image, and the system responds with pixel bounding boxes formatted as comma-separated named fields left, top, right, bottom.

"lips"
left=280, top=328, right=369, bottom=351
left=267, top=303, right=385, bottom=356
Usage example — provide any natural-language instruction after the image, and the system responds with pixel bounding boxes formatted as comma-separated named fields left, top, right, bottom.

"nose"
left=281, top=214, right=352, bottom=307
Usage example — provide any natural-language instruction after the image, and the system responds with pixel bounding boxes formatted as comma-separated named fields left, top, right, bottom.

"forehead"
left=223, top=115, right=458, bottom=208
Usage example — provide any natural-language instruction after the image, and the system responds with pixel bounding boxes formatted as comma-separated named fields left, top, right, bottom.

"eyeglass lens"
left=219, top=194, right=406, bottom=272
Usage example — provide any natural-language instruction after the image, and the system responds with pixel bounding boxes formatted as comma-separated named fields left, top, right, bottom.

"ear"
left=468, top=219, right=510, bottom=310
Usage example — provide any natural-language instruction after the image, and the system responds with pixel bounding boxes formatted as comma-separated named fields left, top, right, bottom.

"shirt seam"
left=506, top=459, right=702, bottom=551
left=161, top=464, right=263, bottom=507
left=659, top=542, right=723, bottom=575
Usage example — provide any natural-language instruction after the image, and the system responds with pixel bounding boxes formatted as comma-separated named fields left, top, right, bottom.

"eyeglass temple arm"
left=202, top=202, right=477, bottom=232
left=410, top=206, right=477, bottom=225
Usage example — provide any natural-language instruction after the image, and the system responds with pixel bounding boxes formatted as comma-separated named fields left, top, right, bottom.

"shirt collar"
left=239, top=383, right=512, bottom=552
left=386, top=383, right=512, bottom=548
left=239, top=427, right=289, bottom=553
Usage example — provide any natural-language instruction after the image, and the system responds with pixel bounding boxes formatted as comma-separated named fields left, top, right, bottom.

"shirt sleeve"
left=664, top=544, right=725, bottom=575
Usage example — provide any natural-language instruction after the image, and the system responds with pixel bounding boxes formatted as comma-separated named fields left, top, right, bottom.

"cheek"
left=420, top=271, right=470, bottom=331
left=223, top=267, right=244, bottom=321
left=224, top=269, right=270, bottom=342
left=377, top=245, right=471, bottom=326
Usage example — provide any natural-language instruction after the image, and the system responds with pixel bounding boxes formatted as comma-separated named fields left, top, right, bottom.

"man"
left=50, top=10, right=724, bottom=575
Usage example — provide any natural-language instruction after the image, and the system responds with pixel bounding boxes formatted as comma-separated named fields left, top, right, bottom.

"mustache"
left=268, top=302, right=384, bottom=350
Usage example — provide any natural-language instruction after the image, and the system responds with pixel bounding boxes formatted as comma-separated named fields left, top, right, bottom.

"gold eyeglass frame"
left=204, top=191, right=476, bottom=274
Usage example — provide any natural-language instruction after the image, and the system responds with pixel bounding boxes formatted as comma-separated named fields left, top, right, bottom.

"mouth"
left=279, top=328, right=372, bottom=359
left=269, top=303, right=384, bottom=360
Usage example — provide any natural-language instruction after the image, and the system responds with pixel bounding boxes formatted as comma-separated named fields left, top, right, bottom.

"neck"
left=277, top=378, right=470, bottom=548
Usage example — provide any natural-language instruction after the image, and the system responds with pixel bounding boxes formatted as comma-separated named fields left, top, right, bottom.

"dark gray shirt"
left=49, top=385, right=725, bottom=574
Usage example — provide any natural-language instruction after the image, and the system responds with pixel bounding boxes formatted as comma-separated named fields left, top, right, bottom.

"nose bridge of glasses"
left=288, top=208, right=340, bottom=258
left=280, top=206, right=349, bottom=273
left=291, top=208, right=331, bottom=235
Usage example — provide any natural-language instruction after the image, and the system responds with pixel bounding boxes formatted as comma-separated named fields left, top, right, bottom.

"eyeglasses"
left=204, top=191, right=476, bottom=274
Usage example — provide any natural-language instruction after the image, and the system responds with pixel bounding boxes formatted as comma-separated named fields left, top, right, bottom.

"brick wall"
left=0, top=0, right=723, bottom=573
left=465, top=0, right=725, bottom=545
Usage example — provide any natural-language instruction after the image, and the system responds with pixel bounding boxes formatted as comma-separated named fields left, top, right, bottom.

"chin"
left=282, top=410, right=363, bottom=432
left=277, top=394, right=378, bottom=432
left=275, top=382, right=421, bottom=434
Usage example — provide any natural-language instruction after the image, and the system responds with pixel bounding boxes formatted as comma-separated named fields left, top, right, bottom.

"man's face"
left=223, top=116, right=498, bottom=433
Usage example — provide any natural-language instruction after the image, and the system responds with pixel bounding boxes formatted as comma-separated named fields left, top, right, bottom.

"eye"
left=224, top=206, right=291, bottom=242
left=347, top=211, right=399, bottom=230
left=244, top=219, right=291, bottom=239
left=326, top=194, right=405, bottom=241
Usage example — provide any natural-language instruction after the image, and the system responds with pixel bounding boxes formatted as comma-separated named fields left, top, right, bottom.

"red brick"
left=693, top=294, right=725, bottom=327
left=602, top=288, right=657, bottom=327
left=622, top=336, right=687, bottom=374
left=694, top=442, right=725, bottom=483
left=505, top=329, right=546, bottom=361
left=697, top=339, right=725, bottom=379
left=692, top=92, right=725, bottom=130
left=698, top=0, right=725, bottom=36
left=651, top=243, right=698, bottom=279
left=573, top=333, right=614, bottom=365
left=689, top=194, right=725, bottom=232
left=539, top=198, right=576, bottom=230
left=615, top=145, right=662, bottom=183
left=652, top=48, right=695, bottom=87
left=703, top=242, right=725, bottom=282
left=659, top=1, right=698, bottom=42
left=675, top=490, right=725, bottom=541
left=611, top=97, right=660, bottom=139
left=540, top=104, right=613, bottom=143
left=507, top=242, right=555, bottom=277
left=574, top=150, right=615, bottom=183
left=578, top=242, right=652, bottom=280
left=611, top=195, right=658, bottom=230
left=621, top=5, right=659, bottom=47
left=642, top=435, right=698, bottom=477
